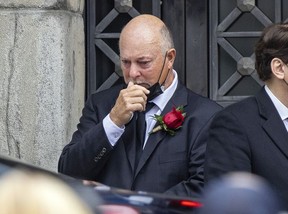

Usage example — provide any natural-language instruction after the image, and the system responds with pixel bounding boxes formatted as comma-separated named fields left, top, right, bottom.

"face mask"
left=147, top=82, right=163, bottom=101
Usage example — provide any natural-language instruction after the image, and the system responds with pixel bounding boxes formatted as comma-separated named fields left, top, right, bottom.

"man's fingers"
left=125, top=98, right=147, bottom=112
left=127, top=81, right=150, bottom=95
left=127, top=81, right=134, bottom=87
left=126, top=90, right=148, bottom=101
left=111, top=82, right=151, bottom=126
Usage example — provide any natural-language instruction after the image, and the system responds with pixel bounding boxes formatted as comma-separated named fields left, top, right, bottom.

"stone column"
left=0, top=0, right=85, bottom=171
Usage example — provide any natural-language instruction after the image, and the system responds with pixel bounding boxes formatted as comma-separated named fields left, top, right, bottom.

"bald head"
left=124, top=14, right=164, bottom=28
left=119, top=14, right=174, bottom=55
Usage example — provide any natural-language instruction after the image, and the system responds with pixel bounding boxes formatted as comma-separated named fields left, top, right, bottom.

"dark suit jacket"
left=205, top=87, right=288, bottom=209
left=58, top=80, right=221, bottom=197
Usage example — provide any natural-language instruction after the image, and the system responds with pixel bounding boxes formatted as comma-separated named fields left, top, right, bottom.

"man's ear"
left=271, top=58, right=285, bottom=80
left=167, top=48, right=176, bottom=69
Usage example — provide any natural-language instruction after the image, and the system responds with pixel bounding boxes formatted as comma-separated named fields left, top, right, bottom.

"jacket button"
left=94, top=156, right=100, bottom=162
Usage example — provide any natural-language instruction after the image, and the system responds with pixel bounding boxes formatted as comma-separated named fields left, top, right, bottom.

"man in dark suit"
left=205, top=23, right=288, bottom=209
left=58, top=14, right=221, bottom=198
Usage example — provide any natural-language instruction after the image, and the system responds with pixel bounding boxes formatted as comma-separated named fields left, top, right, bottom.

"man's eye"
left=139, top=61, right=150, bottom=66
left=121, top=60, right=130, bottom=65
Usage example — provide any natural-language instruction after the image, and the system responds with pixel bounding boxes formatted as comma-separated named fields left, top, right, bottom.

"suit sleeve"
left=204, top=110, right=252, bottom=183
left=58, top=96, right=114, bottom=180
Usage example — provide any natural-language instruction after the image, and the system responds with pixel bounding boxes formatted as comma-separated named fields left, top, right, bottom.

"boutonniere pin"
left=150, top=106, right=186, bottom=136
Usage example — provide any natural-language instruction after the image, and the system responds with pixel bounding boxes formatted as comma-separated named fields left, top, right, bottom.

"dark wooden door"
left=85, top=0, right=287, bottom=105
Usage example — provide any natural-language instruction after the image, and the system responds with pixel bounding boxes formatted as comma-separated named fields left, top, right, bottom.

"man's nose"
left=129, top=63, right=141, bottom=78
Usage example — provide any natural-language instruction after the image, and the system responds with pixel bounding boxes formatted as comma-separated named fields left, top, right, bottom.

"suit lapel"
left=257, top=88, right=288, bottom=158
left=135, top=82, right=188, bottom=176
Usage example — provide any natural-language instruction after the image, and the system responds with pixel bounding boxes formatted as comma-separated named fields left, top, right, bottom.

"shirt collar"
left=265, top=85, right=288, bottom=120
left=149, top=69, right=178, bottom=111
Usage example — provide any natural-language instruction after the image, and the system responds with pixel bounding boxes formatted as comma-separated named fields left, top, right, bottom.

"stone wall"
left=0, top=0, right=85, bottom=172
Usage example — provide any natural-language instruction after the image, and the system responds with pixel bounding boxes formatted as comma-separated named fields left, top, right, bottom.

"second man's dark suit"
left=58, top=80, right=222, bottom=197
left=205, top=87, right=288, bottom=209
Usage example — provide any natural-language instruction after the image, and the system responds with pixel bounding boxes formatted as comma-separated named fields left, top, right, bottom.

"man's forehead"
left=120, top=54, right=156, bottom=60
left=120, top=46, right=160, bottom=59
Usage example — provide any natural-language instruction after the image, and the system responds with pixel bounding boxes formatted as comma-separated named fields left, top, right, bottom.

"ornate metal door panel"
left=210, top=0, right=288, bottom=106
left=85, top=0, right=162, bottom=96
left=85, top=0, right=208, bottom=98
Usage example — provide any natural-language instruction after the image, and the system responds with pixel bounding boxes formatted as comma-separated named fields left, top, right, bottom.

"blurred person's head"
left=0, top=170, right=95, bottom=214
left=199, top=172, right=281, bottom=214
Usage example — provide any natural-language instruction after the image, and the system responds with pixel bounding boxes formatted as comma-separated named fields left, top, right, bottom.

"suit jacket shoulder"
left=213, top=87, right=282, bottom=127
left=176, top=82, right=222, bottom=114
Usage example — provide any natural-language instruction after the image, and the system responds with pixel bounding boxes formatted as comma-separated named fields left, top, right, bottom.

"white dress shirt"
left=103, top=70, right=179, bottom=147
left=265, top=85, right=288, bottom=132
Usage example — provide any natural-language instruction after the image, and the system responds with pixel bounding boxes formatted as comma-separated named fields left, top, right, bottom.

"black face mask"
left=147, top=82, right=163, bottom=101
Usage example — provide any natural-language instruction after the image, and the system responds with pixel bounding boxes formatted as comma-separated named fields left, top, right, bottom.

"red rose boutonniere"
left=150, top=106, right=186, bottom=136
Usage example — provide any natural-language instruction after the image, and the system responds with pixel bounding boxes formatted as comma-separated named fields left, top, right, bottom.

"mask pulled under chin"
left=147, top=83, right=163, bottom=101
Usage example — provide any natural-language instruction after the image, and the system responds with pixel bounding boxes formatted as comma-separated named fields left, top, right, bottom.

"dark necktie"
left=135, top=102, right=154, bottom=169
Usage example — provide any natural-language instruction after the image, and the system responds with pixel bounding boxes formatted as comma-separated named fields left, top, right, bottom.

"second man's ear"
left=270, top=58, right=285, bottom=79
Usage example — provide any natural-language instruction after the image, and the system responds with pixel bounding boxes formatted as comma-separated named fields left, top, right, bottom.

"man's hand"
left=110, top=82, right=150, bottom=127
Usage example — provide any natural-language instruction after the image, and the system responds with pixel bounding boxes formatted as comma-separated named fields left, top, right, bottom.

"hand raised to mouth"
left=109, top=81, right=150, bottom=127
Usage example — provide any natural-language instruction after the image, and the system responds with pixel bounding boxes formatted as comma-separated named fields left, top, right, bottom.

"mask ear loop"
left=283, top=75, right=288, bottom=86
left=146, top=51, right=170, bottom=101
left=157, top=51, right=169, bottom=86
